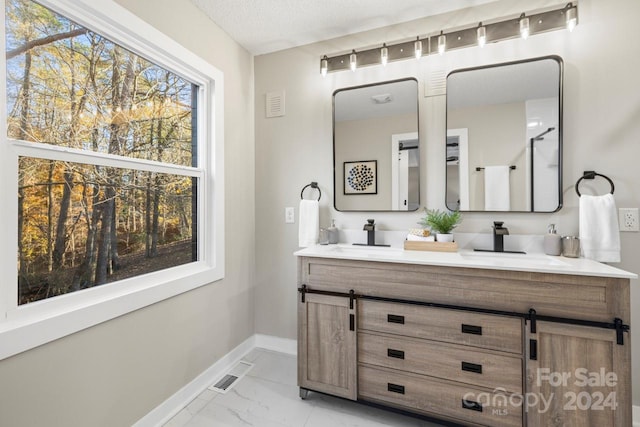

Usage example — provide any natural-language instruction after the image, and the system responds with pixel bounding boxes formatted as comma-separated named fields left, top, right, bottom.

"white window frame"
left=0, top=0, right=224, bottom=360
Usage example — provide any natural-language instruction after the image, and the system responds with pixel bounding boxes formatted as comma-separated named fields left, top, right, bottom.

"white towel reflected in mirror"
left=484, top=166, right=511, bottom=211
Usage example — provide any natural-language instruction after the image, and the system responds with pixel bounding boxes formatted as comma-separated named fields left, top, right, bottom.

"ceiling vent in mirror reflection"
left=371, top=94, right=393, bottom=104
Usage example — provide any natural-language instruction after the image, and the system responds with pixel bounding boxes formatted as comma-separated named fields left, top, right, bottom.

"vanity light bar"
left=320, top=3, right=577, bottom=75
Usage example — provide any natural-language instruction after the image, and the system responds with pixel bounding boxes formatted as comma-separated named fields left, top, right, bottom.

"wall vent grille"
left=426, top=70, right=447, bottom=97
left=266, top=91, right=285, bottom=118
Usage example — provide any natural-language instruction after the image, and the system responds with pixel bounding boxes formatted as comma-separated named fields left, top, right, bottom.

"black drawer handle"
left=387, top=348, right=405, bottom=359
left=461, top=324, right=482, bottom=335
left=387, top=314, right=405, bottom=324
left=462, top=399, right=483, bottom=412
left=461, top=361, right=483, bottom=374
left=387, top=383, right=405, bottom=394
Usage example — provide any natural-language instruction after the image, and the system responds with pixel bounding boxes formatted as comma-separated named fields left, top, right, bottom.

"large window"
left=0, top=0, right=224, bottom=359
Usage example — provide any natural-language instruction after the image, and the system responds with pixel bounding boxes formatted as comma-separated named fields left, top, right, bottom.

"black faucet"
left=474, top=221, right=525, bottom=254
left=353, top=219, right=390, bottom=247
left=493, top=221, right=508, bottom=252
left=364, top=219, right=376, bottom=245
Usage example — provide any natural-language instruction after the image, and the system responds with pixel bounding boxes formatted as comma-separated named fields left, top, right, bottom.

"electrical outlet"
left=285, top=207, right=295, bottom=224
left=619, top=208, right=639, bottom=232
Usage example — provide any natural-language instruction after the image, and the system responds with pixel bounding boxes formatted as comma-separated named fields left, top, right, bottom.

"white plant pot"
left=436, top=233, right=454, bottom=243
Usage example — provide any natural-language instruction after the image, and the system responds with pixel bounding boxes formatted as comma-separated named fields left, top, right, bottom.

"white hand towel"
left=484, top=166, right=511, bottom=211
left=298, top=200, right=319, bottom=247
left=579, top=193, right=620, bottom=262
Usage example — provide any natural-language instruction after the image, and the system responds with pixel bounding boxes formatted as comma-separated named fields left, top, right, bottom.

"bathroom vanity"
left=295, top=245, right=635, bottom=427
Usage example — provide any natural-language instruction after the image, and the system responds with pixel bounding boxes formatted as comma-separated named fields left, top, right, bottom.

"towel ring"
left=575, top=171, right=614, bottom=197
left=300, top=182, right=321, bottom=201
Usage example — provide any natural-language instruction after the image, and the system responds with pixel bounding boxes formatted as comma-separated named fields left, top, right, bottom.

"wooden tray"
left=404, top=240, right=458, bottom=252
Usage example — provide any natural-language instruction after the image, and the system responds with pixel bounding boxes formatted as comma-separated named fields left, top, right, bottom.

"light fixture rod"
left=321, top=4, right=577, bottom=74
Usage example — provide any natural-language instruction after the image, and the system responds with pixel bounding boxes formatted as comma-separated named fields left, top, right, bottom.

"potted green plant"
left=418, top=209, right=462, bottom=242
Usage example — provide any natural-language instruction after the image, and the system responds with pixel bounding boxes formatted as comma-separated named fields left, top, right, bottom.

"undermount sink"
left=459, top=250, right=569, bottom=267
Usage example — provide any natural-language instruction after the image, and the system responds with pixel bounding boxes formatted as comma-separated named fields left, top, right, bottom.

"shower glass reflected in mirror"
left=333, top=78, right=419, bottom=211
left=446, top=56, right=563, bottom=212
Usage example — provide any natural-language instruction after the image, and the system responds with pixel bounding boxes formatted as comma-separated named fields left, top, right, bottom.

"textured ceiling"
left=190, top=0, right=499, bottom=55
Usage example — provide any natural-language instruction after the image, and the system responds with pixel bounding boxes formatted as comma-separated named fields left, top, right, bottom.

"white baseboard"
left=133, top=334, right=256, bottom=427
left=634, top=404, right=640, bottom=427
left=133, top=334, right=296, bottom=426
left=254, top=333, right=297, bottom=355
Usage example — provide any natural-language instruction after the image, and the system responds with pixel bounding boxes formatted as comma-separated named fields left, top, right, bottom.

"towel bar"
left=300, top=182, right=321, bottom=201
left=575, top=171, right=614, bottom=196
left=476, top=166, right=516, bottom=171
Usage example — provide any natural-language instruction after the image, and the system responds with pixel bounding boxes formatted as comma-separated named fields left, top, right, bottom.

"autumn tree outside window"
left=0, top=0, right=224, bottom=359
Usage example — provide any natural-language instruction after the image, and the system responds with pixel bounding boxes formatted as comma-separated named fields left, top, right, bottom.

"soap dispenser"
left=327, top=219, right=339, bottom=244
left=544, top=224, right=562, bottom=256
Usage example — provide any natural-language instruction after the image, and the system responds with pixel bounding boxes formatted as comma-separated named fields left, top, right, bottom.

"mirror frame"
left=333, top=77, right=420, bottom=212
left=445, top=55, right=563, bottom=213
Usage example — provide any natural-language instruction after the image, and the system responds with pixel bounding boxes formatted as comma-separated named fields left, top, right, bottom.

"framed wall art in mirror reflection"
left=344, top=160, right=377, bottom=195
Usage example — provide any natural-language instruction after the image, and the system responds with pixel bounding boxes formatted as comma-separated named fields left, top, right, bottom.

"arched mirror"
left=446, top=56, right=563, bottom=212
left=334, top=78, right=419, bottom=211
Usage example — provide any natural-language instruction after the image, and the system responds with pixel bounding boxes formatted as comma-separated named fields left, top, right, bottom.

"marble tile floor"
left=163, top=348, right=446, bottom=427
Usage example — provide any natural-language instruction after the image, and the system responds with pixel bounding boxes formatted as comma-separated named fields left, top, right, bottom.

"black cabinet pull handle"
left=349, top=314, right=355, bottom=331
left=387, top=314, right=405, bottom=324
left=461, top=362, right=483, bottom=374
left=462, top=399, right=483, bottom=412
left=461, top=324, right=482, bottom=335
left=387, top=349, right=405, bottom=359
left=387, top=383, right=405, bottom=394
left=530, top=339, right=538, bottom=360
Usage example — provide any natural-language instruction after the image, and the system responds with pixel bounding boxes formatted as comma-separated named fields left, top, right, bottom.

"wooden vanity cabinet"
left=296, top=256, right=632, bottom=427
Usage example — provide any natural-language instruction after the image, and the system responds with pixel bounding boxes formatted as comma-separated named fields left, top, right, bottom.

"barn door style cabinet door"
left=525, top=320, right=631, bottom=427
left=297, top=289, right=357, bottom=400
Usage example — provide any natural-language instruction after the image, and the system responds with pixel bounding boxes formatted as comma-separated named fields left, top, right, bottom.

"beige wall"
left=255, top=0, right=640, bottom=406
left=449, top=102, right=527, bottom=210
left=0, top=0, right=255, bottom=426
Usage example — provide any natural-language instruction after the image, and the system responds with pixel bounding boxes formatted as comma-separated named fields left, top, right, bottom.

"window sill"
left=0, top=264, right=222, bottom=361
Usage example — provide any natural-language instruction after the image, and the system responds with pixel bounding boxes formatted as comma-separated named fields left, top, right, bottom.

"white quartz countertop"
left=294, top=244, right=637, bottom=279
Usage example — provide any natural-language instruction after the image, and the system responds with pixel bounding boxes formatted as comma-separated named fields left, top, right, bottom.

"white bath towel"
left=298, top=200, right=319, bottom=247
left=579, top=193, right=620, bottom=262
left=484, top=166, right=510, bottom=211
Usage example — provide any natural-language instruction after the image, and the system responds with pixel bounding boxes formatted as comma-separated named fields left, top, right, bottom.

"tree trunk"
left=53, top=169, right=73, bottom=268
left=108, top=186, right=120, bottom=271
left=150, top=175, right=160, bottom=257
left=94, top=198, right=112, bottom=285
left=47, top=161, right=54, bottom=272
left=145, top=172, right=152, bottom=257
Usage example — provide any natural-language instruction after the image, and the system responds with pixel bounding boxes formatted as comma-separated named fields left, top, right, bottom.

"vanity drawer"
left=358, top=364, right=523, bottom=427
left=359, top=300, right=523, bottom=354
left=358, top=331, right=522, bottom=393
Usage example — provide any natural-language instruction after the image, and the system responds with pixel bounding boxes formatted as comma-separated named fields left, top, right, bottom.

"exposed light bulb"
left=477, top=23, right=486, bottom=47
left=381, top=43, right=388, bottom=66
left=320, top=55, right=328, bottom=77
left=566, top=4, right=577, bottom=32
left=414, top=37, right=422, bottom=59
left=519, top=14, right=530, bottom=39
left=349, top=49, right=357, bottom=72
left=438, top=31, right=446, bottom=55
